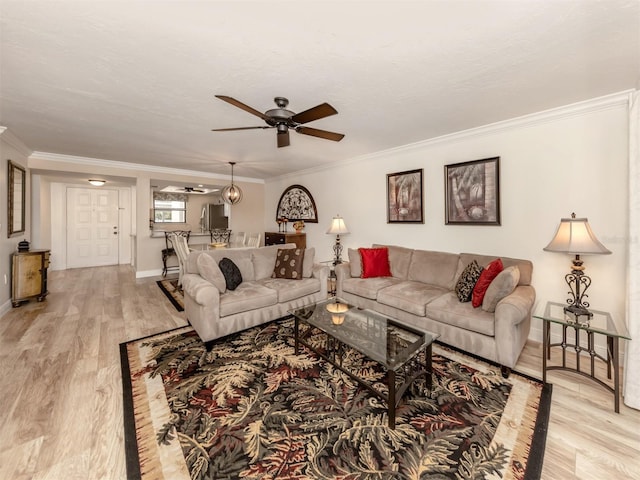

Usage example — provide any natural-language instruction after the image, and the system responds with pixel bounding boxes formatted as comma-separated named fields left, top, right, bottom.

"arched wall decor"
left=276, top=184, right=318, bottom=223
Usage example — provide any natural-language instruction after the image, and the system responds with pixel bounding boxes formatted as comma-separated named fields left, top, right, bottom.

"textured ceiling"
left=1, top=0, right=638, bottom=180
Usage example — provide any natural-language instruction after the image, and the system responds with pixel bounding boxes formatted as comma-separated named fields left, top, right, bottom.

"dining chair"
left=245, top=232, right=261, bottom=248
left=162, top=230, right=191, bottom=276
left=170, top=233, right=191, bottom=287
left=210, top=228, right=232, bottom=245
left=229, top=231, right=246, bottom=248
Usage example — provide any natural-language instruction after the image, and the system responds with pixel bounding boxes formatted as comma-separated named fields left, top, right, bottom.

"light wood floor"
left=0, top=265, right=638, bottom=479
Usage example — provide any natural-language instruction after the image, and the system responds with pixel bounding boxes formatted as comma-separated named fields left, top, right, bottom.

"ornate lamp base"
left=563, top=254, right=594, bottom=321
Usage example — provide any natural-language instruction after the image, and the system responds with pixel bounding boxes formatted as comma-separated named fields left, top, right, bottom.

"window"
left=153, top=196, right=187, bottom=223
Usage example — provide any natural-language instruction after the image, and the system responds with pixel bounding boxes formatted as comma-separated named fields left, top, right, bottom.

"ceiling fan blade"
left=215, top=95, right=270, bottom=121
left=296, top=126, right=345, bottom=142
left=291, top=103, right=338, bottom=124
left=211, top=126, right=270, bottom=131
left=277, top=129, right=290, bottom=148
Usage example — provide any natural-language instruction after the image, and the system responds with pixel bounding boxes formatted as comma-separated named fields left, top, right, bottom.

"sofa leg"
left=204, top=340, right=215, bottom=352
left=501, top=366, right=511, bottom=378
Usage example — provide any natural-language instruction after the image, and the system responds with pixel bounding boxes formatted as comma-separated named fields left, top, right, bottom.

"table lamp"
left=543, top=212, right=611, bottom=319
left=326, top=215, right=349, bottom=265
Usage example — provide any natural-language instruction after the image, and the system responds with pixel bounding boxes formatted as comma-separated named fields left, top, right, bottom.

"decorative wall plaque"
left=276, top=185, right=318, bottom=223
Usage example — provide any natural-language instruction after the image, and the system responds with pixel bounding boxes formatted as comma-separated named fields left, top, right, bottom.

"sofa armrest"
left=182, top=273, right=220, bottom=306
left=335, top=262, right=351, bottom=297
left=182, top=273, right=222, bottom=343
left=494, top=285, right=536, bottom=368
left=312, top=263, right=330, bottom=282
left=495, top=285, right=536, bottom=326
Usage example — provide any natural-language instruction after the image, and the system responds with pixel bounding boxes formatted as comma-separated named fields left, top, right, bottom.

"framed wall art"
left=276, top=184, right=318, bottom=223
left=387, top=169, right=424, bottom=223
left=8, top=159, right=26, bottom=237
left=445, top=156, right=500, bottom=225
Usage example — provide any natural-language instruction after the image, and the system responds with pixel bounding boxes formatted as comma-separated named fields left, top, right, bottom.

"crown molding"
left=269, top=89, right=634, bottom=183
left=28, top=151, right=263, bottom=184
left=0, top=126, right=33, bottom=157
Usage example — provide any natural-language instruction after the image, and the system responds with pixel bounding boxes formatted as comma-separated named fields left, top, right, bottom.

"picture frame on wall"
left=445, top=157, right=500, bottom=225
left=387, top=168, right=424, bottom=224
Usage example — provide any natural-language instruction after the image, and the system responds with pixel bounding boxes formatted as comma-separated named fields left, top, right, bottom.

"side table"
left=534, top=301, right=630, bottom=412
left=320, top=260, right=339, bottom=296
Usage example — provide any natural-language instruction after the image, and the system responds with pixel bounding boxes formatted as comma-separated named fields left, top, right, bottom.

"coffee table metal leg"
left=425, top=343, right=433, bottom=392
left=388, top=369, right=396, bottom=429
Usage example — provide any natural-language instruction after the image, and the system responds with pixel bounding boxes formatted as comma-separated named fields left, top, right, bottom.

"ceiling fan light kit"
left=212, top=95, right=345, bottom=148
left=222, top=161, right=243, bottom=205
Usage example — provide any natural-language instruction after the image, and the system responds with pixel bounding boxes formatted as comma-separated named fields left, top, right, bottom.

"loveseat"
left=335, top=245, right=535, bottom=374
left=182, top=244, right=329, bottom=347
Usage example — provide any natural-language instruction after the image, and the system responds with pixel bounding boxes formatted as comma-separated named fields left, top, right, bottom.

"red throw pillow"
left=359, top=247, right=392, bottom=278
left=472, top=258, right=504, bottom=308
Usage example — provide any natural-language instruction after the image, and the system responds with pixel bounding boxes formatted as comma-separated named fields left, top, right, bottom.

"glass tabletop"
left=290, top=298, right=439, bottom=369
left=533, top=301, right=631, bottom=340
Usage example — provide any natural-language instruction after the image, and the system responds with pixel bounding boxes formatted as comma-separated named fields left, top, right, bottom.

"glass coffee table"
left=290, top=298, right=439, bottom=429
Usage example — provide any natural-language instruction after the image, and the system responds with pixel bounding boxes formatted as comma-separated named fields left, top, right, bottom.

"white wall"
left=0, top=130, right=32, bottom=316
left=265, top=93, right=631, bottom=343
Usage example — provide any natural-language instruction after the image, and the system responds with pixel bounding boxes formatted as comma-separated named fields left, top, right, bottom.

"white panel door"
left=67, top=188, right=119, bottom=268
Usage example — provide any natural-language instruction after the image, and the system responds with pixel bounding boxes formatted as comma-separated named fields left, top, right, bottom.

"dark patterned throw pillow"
left=272, top=248, right=305, bottom=280
left=219, top=257, right=243, bottom=291
left=455, top=260, right=483, bottom=302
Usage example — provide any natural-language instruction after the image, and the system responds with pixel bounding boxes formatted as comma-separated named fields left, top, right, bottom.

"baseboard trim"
left=0, top=299, right=12, bottom=318
left=136, top=269, right=163, bottom=279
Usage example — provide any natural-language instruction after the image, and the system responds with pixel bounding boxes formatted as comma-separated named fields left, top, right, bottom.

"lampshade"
left=88, top=179, right=106, bottom=186
left=326, top=215, right=350, bottom=235
left=221, top=162, right=243, bottom=205
left=543, top=214, right=611, bottom=255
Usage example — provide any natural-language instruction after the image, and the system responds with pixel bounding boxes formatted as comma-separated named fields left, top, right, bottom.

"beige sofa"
left=182, top=244, right=329, bottom=347
left=335, top=245, right=535, bottom=374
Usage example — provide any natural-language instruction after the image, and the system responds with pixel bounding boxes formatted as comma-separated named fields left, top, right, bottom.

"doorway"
left=66, top=187, right=119, bottom=268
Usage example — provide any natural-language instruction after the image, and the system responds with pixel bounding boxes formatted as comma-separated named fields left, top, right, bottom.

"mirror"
left=8, top=160, right=26, bottom=237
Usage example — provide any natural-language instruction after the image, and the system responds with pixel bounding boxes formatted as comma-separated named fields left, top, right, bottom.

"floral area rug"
left=156, top=278, right=184, bottom=312
left=120, top=318, right=551, bottom=480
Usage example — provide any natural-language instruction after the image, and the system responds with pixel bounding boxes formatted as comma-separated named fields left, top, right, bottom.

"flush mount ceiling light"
left=88, top=179, right=106, bottom=186
left=221, top=162, right=243, bottom=205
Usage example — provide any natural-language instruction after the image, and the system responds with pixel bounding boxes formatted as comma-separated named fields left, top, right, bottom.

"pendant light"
left=221, top=161, right=243, bottom=205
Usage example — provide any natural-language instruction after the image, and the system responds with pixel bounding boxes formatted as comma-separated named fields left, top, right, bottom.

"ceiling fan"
left=212, top=95, right=345, bottom=148
left=182, top=186, right=205, bottom=193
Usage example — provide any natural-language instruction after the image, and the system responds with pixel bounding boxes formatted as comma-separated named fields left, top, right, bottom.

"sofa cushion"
left=341, top=276, right=402, bottom=300
left=454, top=260, right=483, bottom=302
left=219, top=282, right=278, bottom=317
left=260, top=277, right=320, bottom=302
left=472, top=258, right=503, bottom=307
left=348, top=248, right=362, bottom=277
left=359, top=247, right=392, bottom=278
left=426, top=292, right=495, bottom=337
left=303, top=247, right=315, bottom=278
left=219, top=257, right=243, bottom=291
left=272, top=248, right=305, bottom=279
left=252, top=246, right=280, bottom=280
left=408, top=250, right=460, bottom=290
left=197, top=253, right=226, bottom=293
left=372, top=244, right=414, bottom=279
left=195, top=249, right=256, bottom=282
left=377, top=281, right=448, bottom=316
left=482, top=265, right=520, bottom=312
